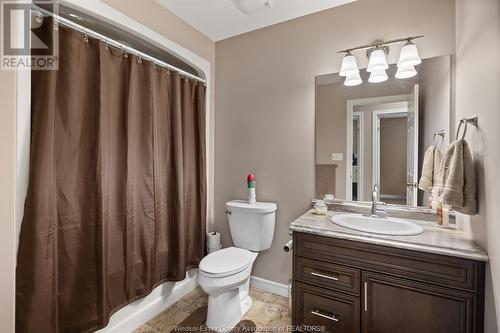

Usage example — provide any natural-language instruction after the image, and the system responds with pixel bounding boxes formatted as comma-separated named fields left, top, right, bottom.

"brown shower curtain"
left=16, top=21, right=206, bottom=333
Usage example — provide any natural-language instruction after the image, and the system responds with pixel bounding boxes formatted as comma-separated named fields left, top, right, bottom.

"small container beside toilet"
left=198, top=200, right=277, bottom=332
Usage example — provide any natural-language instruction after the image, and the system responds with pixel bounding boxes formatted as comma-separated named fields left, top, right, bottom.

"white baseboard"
left=250, top=275, right=289, bottom=298
left=98, top=269, right=199, bottom=333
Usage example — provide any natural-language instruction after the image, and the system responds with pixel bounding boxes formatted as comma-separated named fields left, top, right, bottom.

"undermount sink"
left=331, top=213, right=424, bottom=236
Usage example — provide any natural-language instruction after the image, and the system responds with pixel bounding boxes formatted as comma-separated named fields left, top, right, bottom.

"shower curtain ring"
left=83, top=33, right=89, bottom=43
left=137, top=57, right=142, bottom=64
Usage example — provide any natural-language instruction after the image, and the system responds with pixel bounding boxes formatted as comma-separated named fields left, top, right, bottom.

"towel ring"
left=456, top=119, right=468, bottom=140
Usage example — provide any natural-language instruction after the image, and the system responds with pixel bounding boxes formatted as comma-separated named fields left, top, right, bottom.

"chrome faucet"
left=369, top=185, right=387, bottom=217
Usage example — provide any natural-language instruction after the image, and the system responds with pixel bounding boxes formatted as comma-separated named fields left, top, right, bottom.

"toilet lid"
left=199, top=247, right=253, bottom=276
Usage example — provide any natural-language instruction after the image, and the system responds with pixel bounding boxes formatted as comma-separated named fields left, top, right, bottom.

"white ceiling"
left=156, top=0, right=356, bottom=41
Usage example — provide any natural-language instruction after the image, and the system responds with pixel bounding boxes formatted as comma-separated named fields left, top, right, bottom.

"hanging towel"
left=418, top=145, right=443, bottom=192
left=434, top=139, right=477, bottom=215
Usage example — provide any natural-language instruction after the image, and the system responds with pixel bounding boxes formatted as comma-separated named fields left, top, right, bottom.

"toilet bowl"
left=198, top=247, right=258, bottom=331
left=198, top=200, right=277, bottom=332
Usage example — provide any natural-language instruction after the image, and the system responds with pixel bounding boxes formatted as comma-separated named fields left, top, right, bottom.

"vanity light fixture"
left=338, top=35, right=423, bottom=86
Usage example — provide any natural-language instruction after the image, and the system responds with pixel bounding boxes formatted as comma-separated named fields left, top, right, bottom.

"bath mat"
left=170, top=306, right=257, bottom=333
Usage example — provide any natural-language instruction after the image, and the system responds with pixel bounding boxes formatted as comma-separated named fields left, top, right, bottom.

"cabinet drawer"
left=294, top=282, right=360, bottom=333
left=294, top=232, right=482, bottom=292
left=295, top=256, right=360, bottom=295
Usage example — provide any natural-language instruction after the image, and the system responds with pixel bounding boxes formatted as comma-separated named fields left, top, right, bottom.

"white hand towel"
left=419, top=145, right=443, bottom=193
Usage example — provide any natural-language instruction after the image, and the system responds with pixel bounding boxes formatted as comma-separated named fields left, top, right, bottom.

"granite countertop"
left=290, top=209, right=489, bottom=262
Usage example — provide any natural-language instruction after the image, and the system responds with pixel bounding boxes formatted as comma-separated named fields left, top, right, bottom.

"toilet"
left=198, top=200, right=277, bottom=332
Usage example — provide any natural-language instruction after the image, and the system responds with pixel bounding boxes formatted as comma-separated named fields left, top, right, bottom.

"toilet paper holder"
left=283, top=240, right=293, bottom=252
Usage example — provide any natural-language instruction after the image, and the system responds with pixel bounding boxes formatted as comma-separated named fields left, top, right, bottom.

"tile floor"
left=134, top=287, right=291, bottom=333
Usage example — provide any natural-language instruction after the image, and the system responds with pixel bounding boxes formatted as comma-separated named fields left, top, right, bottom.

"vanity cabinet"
left=292, top=232, right=485, bottom=333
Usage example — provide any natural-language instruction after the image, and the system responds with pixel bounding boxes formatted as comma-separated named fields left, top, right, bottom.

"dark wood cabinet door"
left=294, top=282, right=360, bottom=333
left=362, top=272, right=476, bottom=333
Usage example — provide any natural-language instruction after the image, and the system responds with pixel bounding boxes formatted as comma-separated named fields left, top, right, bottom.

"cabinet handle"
left=311, top=309, right=339, bottom=322
left=310, top=271, right=339, bottom=281
left=364, top=282, right=368, bottom=312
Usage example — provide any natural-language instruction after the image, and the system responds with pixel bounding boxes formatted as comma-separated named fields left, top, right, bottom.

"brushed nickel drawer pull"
left=310, top=271, right=339, bottom=281
left=311, top=309, right=339, bottom=322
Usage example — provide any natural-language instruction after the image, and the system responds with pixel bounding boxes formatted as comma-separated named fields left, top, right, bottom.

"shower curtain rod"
left=33, top=6, right=206, bottom=83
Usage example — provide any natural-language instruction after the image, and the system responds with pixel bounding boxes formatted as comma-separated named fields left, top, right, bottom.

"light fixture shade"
left=368, top=69, right=388, bottom=83
left=344, top=71, right=363, bottom=87
left=395, top=65, right=417, bottom=79
left=367, top=48, right=388, bottom=72
left=339, top=53, right=359, bottom=77
left=397, top=42, right=421, bottom=67
left=344, top=72, right=362, bottom=86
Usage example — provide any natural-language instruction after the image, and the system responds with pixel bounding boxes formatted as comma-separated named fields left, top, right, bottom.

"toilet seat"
left=199, top=247, right=253, bottom=278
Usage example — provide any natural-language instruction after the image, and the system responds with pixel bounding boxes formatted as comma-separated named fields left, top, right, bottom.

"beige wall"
left=455, top=0, right=500, bottom=331
left=101, top=0, right=216, bottom=229
left=215, top=0, right=455, bottom=284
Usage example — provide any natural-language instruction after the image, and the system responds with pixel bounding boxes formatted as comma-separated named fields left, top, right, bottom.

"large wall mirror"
left=315, top=55, right=451, bottom=207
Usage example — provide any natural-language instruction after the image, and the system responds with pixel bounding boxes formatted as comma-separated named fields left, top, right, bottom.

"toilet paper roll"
left=206, top=232, right=221, bottom=248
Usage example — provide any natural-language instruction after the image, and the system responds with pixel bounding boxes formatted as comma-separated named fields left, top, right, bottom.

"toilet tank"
left=225, top=200, right=277, bottom=251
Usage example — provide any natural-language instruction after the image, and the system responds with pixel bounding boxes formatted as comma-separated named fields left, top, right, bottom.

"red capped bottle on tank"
left=247, top=174, right=256, bottom=204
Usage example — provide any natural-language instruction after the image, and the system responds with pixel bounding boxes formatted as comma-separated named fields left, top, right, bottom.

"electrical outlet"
left=331, top=153, right=344, bottom=161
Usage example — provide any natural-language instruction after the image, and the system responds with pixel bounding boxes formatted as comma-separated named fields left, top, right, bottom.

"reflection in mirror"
left=315, top=56, right=451, bottom=207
